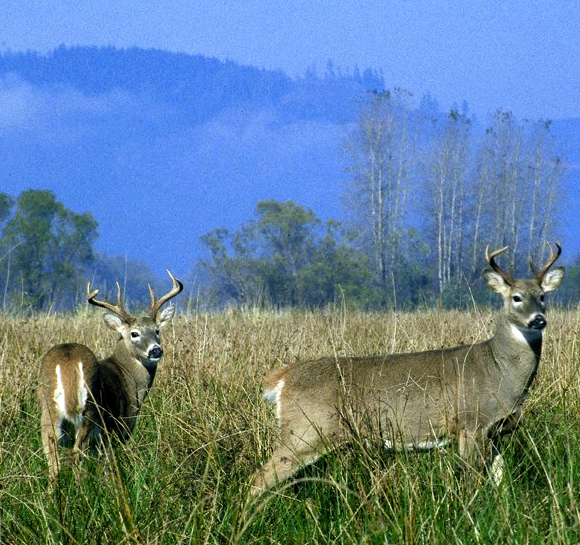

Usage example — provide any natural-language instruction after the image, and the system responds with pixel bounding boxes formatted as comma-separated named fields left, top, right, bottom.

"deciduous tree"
left=0, top=189, right=98, bottom=310
left=345, top=89, right=413, bottom=294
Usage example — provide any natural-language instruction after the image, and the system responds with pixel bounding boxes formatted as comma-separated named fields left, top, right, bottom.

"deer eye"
left=155, top=327, right=160, bottom=336
left=540, top=294, right=545, bottom=302
left=130, top=331, right=140, bottom=339
left=512, top=294, right=523, bottom=303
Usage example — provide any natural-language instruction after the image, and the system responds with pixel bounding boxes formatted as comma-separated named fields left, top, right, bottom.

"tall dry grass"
left=0, top=305, right=579, bottom=543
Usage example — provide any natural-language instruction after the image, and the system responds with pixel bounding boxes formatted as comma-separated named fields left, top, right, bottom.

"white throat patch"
left=510, top=324, right=542, bottom=344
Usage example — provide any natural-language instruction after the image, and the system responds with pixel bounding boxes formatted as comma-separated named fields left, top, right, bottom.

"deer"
left=37, top=270, right=183, bottom=482
left=250, top=244, right=564, bottom=495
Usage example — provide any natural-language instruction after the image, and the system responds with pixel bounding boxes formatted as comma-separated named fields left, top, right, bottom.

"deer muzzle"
left=528, top=314, right=547, bottom=330
left=148, top=345, right=163, bottom=361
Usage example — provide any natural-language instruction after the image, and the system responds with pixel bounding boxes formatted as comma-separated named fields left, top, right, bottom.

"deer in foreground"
left=251, top=244, right=564, bottom=495
left=38, top=271, right=183, bottom=482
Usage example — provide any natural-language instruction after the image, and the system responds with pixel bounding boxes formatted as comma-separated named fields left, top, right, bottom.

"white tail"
left=37, top=271, right=183, bottom=482
left=251, top=244, right=564, bottom=495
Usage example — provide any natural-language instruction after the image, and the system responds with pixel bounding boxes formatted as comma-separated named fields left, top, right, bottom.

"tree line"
left=200, top=92, right=570, bottom=309
left=1, top=92, right=577, bottom=312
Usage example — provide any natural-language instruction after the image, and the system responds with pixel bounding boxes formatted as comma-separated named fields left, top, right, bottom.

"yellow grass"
left=1, top=305, right=579, bottom=543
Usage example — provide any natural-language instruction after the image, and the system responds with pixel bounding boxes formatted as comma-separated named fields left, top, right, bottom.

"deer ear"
left=156, top=304, right=176, bottom=329
left=541, top=266, right=564, bottom=292
left=103, top=311, right=126, bottom=332
left=483, top=268, right=511, bottom=295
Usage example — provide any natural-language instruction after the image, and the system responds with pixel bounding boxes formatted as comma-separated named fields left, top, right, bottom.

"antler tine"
left=530, top=241, right=562, bottom=281
left=86, top=280, right=132, bottom=322
left=149, top=270, right=184, bottom=318
left=485, top=245, right=514, bottom=285
left=148, top=284, right=156, bottom=309
left=86, top=281, right=99, bottom=301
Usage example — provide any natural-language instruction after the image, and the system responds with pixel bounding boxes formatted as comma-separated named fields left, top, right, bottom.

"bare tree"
left=525, top=120, right=562, bottom=264
left=345, top=90, right=413, bottom=290
left=470, top=112, right=562, bottom=277
left=425, top=111, right=471, bottom=295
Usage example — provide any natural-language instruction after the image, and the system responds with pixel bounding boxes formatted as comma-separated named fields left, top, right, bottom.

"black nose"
left=148, top=346, right=163, bottom=360
left=529, top=315, right=547, bottom=330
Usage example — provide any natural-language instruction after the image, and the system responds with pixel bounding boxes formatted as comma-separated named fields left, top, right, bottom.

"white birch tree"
left=470, top=112, right=562, bottom=277
left=425, top=111, right=471, bottom=295
left=345, top=90, right=413, bottom=291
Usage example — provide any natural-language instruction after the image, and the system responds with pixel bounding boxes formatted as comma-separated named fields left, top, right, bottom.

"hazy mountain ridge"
left=0, top=46, right=578, bottom=277
left=0, top=46, right=385, bottom=124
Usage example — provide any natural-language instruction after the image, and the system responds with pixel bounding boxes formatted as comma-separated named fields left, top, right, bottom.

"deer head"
left=87, top=270, right=183, bottom=367
left=483, top=243, right=563, bottom=331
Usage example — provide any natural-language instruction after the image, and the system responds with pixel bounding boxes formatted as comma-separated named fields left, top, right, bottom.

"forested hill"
left=1, top=46, right=578, bottom=283
left=0, top=46, right=385, bottom=124
left=0, top=46, right=386, bottom=276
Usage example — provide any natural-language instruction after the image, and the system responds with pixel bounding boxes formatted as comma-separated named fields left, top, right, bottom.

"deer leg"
left=489, top=452, right=505, bottom=486
left=485, top=413, right=520, bottom=486
left=40, top=410, right=61, bottom=483
left=458, top=426, right=486, bottom=471
left=72, top=418, right=91, bottom=455
left=485, top=433, right=506, bottom=486
left=250, top=444, right=322, bottom=496
left=251, top=414, right=335, bottom=496
left=458, top=425, right=510, bottom=489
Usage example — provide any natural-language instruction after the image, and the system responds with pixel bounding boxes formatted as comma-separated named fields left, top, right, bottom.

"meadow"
left=1, top=305, right=580, bottom=544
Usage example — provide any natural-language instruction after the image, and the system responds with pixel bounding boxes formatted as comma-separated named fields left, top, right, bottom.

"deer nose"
left=529, top=314, right=547, bottom=330
left=148, top=345, right=163, bottom=360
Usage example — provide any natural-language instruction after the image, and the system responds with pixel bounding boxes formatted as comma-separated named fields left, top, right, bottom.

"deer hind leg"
left=72, top=411, right=94, bottom=462
left=251, top=444, right=322, bottom=496
left=40, top=408, right=62, bottom=483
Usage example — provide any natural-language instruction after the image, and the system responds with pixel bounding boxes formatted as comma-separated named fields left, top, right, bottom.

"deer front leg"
left=458, top=424, right=511, bottom=490
left=489, top=452, right=505, bottom=486
left=250, top=445, right=321, bottom=496
left=460, top=426, right=508, bottom=486
left=458, top=426, right=486, bottom=471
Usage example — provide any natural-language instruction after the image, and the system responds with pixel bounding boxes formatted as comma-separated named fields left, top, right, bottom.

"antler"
left=529, top=242, right=562, bottom=282
left=485, top=245, right=514, bottom=286
left=148, top=270, right=184, bottom=318
left=87, top=281, right=132, bottom=323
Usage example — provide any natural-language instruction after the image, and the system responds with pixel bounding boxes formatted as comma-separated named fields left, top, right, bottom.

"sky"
left=1, top=0, right=580, bottom=122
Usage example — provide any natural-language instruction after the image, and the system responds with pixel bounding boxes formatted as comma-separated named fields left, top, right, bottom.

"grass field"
left=1, top=305, right=580, bottom=544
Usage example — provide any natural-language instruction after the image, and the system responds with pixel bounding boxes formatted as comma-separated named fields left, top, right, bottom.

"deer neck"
left=112, top=339, right=157, bottom=408
left=489, top=315, right=542, bottom=392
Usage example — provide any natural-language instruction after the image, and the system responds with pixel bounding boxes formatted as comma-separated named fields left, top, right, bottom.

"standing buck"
left=251, top=244, right=564, bottom=495
left=38, top=271, right=183, bottom=482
